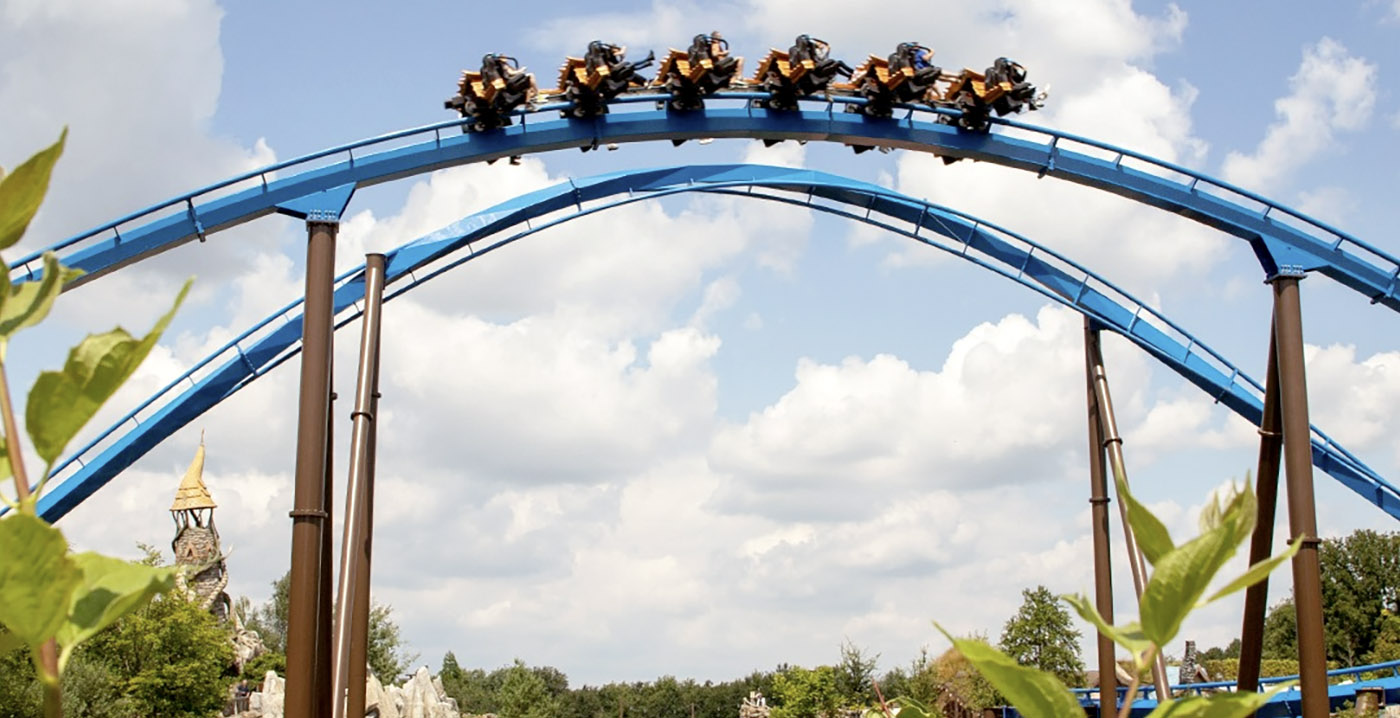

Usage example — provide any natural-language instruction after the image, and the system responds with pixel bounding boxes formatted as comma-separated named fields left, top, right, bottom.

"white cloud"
left=1221, top=38, right=1377, bottom=192
left=708, top=306, right=1152, bottom=521
left=1304, top=343, right=1400, bottom=465
left=0, top=0, right=275, bottom=255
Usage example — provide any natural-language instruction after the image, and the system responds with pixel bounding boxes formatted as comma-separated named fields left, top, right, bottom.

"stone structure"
left=170, top=438, right=267, bottom=672
left=1177, top=640, right=1209, bottom=685
left=171, top=438, right=231, bottom=621
left=234, top=667, right=461, bottom=718
left=739, top=691, right=769, bottom=718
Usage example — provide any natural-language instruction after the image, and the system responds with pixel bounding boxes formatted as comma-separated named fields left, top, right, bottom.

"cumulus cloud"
left=708, top=306, right=1151, bottom=521
left=0, top=0, right=276, bottom=254
left=1221, top=38, right=1377, bottom=192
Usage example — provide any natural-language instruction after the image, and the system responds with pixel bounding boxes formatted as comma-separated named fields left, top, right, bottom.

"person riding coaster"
left=655, top=31, right=744, bottom=111
left=754, top=34, right=854, bottom=111
left=557, top=40, right=655, bottom=117
left=848, top=41, right=944, bottom=118
left=942, top=56, right=1043, bottom=132
left=443, top=53, right=538, bottom=131
left=983, top=57, right=1039, bottom=115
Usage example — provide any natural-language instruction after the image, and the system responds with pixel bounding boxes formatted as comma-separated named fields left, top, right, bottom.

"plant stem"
left=1, top=362, right=62, bottom=715
left=1115, top=645, right=1159, bottom=718
left=42, top=673, right=61, bottom=718
left=0, top=361, right=32, bottom=503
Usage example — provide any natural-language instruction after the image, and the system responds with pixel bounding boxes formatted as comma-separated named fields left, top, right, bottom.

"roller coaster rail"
left=14, top=91, right=1400, bottom=311
left=25, top=165, right=1400, bottom=523
left=1070, top=657, right=1400, bottom=714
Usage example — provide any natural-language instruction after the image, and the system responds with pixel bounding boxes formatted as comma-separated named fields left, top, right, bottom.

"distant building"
left=170, top=438, right=231, bottom=622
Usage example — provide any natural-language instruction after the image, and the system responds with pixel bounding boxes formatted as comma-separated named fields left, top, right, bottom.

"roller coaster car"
left=942, top=57, right=1043, bottom=132
left=444, top=54, right=538, bottom=131
left=847, top=42, right=943, bottom=118
left=751, top=35, right=854, bottom=111
left=553, top=41, right=656, bottom=118
left=654, top=33, right=744, bottom=111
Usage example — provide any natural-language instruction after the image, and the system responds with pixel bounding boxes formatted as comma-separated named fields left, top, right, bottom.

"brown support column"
left=1238, top=332, right=1284, bottom=696
left=334, top=255, right=388, bottom=718
left=287, top=220, right=338, bottom=718
left=1084, top=321, right=1118, bottom=711
left=317, top=384, right=335, bottom=718
left=1270, top=276, right=1328, bottom=718
left=1088, top=331, right=1172, bottom=701
left=347, top=374, right=380, bottom=708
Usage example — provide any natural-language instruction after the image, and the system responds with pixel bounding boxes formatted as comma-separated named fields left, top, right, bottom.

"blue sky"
left=3, top=0, right=1400, bottom=686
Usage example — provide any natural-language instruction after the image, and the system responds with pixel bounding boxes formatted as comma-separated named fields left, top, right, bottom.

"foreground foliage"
left=898, top=475, right=1303, bottom=718
left=0, top=133, right=192, bottom=718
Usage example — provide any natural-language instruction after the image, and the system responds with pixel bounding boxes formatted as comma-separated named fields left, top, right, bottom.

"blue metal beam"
left=33, top=165, right=1399, bottom=523
left=14, top=97, right=1400, bottom=314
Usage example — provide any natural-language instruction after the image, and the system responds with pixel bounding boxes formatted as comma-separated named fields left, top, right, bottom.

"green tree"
left=1318, top=530, right=1400, bottom=665
left=85, top=592, right=234, bottom=718
left=0, top=643, right=131, bottom=718
left=925, top=638, right=1001, bottom=712
left=242, top=571, right=413, bottom=682
left=498, top=659, right=557, bottom=718
left=835, top=640, right=878, bottom=707
left=240, top=573, right=289, bottom=655
left=1261, top=598, right=1298, bottom=660
left=1364, top=611, right=1400, bottom=666
left=1200, top=638, right=1242, bottom=662
left=771, top=666, right=842, bottom=718
left=440, top=658, right=502, bottom=714
left=367, top=603, right=417, bottom=683
left=998, top=585, right=1085, bottom=688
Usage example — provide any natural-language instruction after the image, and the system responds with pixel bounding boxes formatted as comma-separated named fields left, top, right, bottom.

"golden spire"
left=170, top=434, right=216, bottom=512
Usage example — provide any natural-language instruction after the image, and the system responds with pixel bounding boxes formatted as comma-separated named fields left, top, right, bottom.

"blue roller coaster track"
left=13, top=94, right=1400, bottom=525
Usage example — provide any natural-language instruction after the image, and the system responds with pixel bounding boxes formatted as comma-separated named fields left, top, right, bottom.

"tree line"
left=435, top=586, right=1084, bottom=718
left=3, top=529, right=1395, bottom=718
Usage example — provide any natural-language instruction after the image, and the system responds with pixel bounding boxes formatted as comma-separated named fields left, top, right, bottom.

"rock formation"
left=740, top=691, right=770, bottom=718
left=233, top=667, right=460, bottom=718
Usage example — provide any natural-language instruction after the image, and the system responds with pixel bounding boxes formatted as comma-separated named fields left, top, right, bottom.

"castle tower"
left=170, top=438, right=232, bottom=622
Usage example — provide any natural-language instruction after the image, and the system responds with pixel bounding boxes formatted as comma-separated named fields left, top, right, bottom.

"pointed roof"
left=170, top=437, right=216, bottom=512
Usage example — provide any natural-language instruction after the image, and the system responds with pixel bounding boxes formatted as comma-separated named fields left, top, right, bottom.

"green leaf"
left=56, top=552, right=177, bottom=659
left=0, top=435, right=12, bottom=486
left=0, top=513, right=81, bottom=647
left=0, top=627, right=23, bottom=655
left=0, top=252, right=84, bottom=341
left=1199, top=482, right=1255, bottom=537
left=934, top=624, right=1083, bottom=718
left=1203, top=536, right=1304, bottom=605
left=0, top=129, right=67, bottom=251
left=1139, top=527, right=1241, bottom=647
left=1115, top=469, right=1175, bottom=565
left=1138, top=480, right=1259, bottom=647
left=1143, top=683, right=1293, bottom=718
left=26, top=279, right=191, bottom=464
left=1062, top=593, right=1154, bottom=654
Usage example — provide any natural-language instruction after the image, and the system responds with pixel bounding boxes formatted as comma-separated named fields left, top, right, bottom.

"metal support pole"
left=286, top=220, right=338, bottom=718
left=1084, top=321, right=1118, bottom=710
left=334, top=255, right=387, bottom=718
left=345, top=397, right=378, bottom=718
left=1238, top=331, right=1283, bottom=696
left=317, top=384, right=335, bottom=718
left=1088, top=331, right=1171, bottom=701
left=1270, top=276, right=1328, bottom=718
